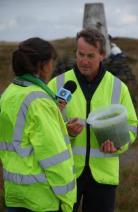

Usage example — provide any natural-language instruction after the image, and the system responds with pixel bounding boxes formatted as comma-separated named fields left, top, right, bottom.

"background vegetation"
left=0, top=37, right=138, bottom=211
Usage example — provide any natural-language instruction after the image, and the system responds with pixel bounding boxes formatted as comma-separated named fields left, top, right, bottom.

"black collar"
left=73, top=63, right=106, bottom=102
left=73, top=62, right=106, bottom=85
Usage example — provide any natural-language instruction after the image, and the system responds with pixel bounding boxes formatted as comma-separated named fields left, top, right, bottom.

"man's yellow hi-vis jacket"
left=0, top=81, right=76, bottom=212
left=49, top=69, right=137, bottom=185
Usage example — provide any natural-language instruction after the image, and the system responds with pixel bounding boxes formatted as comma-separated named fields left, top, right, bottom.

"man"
left=0, top=37, right=76, bottom=212
left=103, top=34, right=135, bottom=85
left=49, top=28, right=137, bottom=212
left=108, top=34, right=123, bottom=57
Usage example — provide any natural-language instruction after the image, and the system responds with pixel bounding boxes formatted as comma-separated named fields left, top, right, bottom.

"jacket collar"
left=73, top=62, right=106, bottom=84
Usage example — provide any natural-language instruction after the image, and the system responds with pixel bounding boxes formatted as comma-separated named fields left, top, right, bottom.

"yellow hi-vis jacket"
left=0, top=81, right=76, bottom=212
left=48, top=69, right=137, bottom=185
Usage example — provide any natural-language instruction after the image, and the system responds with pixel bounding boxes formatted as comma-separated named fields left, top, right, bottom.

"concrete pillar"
left=83, top=3, right=110, bottom=57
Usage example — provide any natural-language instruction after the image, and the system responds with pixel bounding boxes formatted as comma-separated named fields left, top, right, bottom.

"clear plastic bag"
left=87, top=104, right=130, bottom=148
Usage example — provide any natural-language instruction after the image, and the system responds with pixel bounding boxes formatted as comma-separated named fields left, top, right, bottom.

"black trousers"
left=73, top=166, right=117, bottom=212
left=7, top=207, right=61, bottom=212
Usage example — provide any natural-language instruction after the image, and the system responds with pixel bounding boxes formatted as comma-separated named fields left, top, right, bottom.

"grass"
left=115, top=161, right=138, bottom=211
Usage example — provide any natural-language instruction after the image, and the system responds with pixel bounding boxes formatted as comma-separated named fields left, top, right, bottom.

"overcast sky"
left=0, top=0, right=138, bottom=42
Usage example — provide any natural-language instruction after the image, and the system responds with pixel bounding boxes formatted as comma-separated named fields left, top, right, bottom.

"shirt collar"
left=74, top=62, right=106, bottom=84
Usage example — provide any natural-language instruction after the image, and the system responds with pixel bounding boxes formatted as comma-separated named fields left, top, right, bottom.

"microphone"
left=56, top=80, right=77, bottom=103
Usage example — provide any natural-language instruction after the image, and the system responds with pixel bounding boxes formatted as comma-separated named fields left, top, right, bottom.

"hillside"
left=0, top=37, right=138, bottom=111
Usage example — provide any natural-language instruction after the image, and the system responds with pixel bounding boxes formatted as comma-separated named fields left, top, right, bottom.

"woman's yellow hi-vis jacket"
left=0, top=81, right=76, bottom=212
left=49, top=69, right=137, bottom=185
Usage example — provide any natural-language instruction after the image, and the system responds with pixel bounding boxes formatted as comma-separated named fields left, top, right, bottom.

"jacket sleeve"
left=117, top=83, right=137, bottom=154
left=27, top=98, right=76, bottom=212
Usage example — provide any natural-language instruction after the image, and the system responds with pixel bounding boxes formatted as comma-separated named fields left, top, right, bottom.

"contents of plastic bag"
left=87, top=104, right=130, bottom=148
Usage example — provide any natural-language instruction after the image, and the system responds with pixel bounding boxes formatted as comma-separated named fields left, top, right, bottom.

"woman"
left=0, top=37, right=76, bottom=212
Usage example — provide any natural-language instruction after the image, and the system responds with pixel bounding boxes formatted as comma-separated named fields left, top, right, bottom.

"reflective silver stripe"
left=14, top=91, right=49, bottom=141
left=39, top=150, right=70, bottom=169
left=73, top=146, right=118, bottom=158
left=0, top=91, right=50, bottom=156
left=111, top=77, right=121, bottom=104
left=0, top=142, right=15, bottom=151
left=64, top=135, right=70, bottom=144
left=62, top=108, right=69, bottom=122
left=72, top=146, right=86, bottom=155
left=90, top=148, right=118, bottom=158
left=13, top=79, right=34, bottom=87
left=52, top=179, right=75, bottom=195
left=56, top=73, right=65, bottom=89
left=3, top=169, right=46, bottom=184
left=13, top=91, right=50, bottom=156
left=128, top=125, right=137, bottom=133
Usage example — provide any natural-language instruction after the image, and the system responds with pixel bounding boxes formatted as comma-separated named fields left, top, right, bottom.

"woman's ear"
left=39, top=60, right=48, bottom=71
left=39, top=59, right=53, bottom=83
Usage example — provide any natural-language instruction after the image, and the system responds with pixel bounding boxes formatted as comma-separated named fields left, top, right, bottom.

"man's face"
left=76, top=37, right=105, bottom=80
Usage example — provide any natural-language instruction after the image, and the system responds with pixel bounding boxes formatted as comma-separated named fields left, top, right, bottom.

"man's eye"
left=79, top=53, right=84, bottom=57
left=88, top=54, right=94, bottom=59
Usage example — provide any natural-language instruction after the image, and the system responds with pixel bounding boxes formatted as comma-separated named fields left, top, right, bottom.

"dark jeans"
left=73, top=166, right=117, bottom=212
left=7, top=207, right=61, bottom=212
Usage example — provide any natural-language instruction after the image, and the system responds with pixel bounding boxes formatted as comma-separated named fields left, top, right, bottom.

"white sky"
left=0, top=0, right=138, bottom=42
